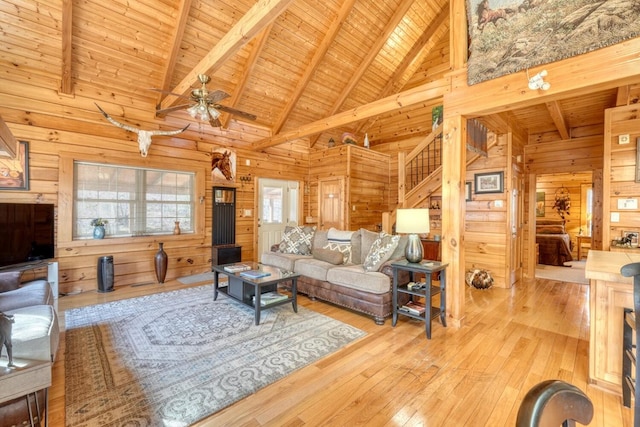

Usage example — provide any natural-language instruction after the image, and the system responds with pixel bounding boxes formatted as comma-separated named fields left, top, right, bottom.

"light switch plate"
left=611, top=212, right=620, bottom=222
left=618, top=199, right=638, bottom=210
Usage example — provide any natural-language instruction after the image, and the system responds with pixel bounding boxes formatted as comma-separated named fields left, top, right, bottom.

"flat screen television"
left=0, top=202, right=55, bottom=269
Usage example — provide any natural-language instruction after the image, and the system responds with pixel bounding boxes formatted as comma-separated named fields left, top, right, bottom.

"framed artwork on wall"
left=536, top=192, right=545, bottom=217
left=0, top=140, right=29, bottom=190
left=474, top=171, right=503, bottom=194
left=465, top=181, right=472, bottom=201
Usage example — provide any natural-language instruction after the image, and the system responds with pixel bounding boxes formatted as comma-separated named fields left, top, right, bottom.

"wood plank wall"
left=0, top=78, right=310, bottom=294
left=308, top=144, right=389, bottom=232
left=465, top=135, right=509, bottom=288
left=604, top=104, right=640, bottom=250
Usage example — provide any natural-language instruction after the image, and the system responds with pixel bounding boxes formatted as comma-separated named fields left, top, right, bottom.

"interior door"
left=318, top=178, right=345, bottom=230
left=257, top=178, right=299, bottom=258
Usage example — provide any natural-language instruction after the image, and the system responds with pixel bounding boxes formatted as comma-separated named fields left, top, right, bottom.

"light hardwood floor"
left=49, top=275, right=632, bottom=426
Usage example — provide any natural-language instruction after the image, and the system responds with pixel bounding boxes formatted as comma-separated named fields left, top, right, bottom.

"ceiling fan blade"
left=214, top=105, right=257, bottom=121
left=209, top=117, right=222, bottom=128
left=156, top=104, right=193, bottom=115
left=206, top=90, right=231, bottom=103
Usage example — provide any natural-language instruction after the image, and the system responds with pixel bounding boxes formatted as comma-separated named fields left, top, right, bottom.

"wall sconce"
left=527, top=69, right=550, bottom=91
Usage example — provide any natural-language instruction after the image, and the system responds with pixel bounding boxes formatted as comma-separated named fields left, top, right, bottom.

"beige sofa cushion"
left=294, top=258, right=333, bottom=281
left=260, top=252, right=310, bottom=271
left=313, top=248, right=344, bottom=265
left=326, top=265, right=391, bottom=294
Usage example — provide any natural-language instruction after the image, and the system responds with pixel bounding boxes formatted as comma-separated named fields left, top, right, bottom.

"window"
left=73, top=162, right=195, bottom=239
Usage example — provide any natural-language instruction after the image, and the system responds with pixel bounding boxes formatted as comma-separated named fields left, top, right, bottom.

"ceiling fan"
left=154, top=74, right=257, bottom=128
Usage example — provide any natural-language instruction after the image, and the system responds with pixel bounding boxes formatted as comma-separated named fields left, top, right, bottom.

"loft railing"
left=404, top=124, right=443, bottom=193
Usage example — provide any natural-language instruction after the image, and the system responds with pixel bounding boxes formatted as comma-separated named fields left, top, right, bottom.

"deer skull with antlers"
left=96, top=104, right=189, bottom=157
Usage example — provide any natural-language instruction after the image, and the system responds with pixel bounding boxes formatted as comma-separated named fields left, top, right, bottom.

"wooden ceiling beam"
left=616, top=85, right=630, bottom=106
left=545, top=100, right=570, bottom=140
left=272, top=0, right=357, bottom=135
left=309, top=0, right=414, bottom=147
left=252, top=78, right=450, bottom=151
left=356, top=5, right=449, bottom=137
left=156, top=0, right=193, bottom=107
left=159, top=0, right=295, bottom=111
left=221, top=24, right=273, bottom=130
left=60, top=0, right=73, bottom=94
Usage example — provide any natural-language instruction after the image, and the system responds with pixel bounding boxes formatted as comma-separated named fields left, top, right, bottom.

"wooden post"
left=441, top=114, right=466, bottom=327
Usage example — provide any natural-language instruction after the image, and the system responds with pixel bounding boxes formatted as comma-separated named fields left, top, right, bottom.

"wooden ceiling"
left=1, top=0, right=635, bottom=150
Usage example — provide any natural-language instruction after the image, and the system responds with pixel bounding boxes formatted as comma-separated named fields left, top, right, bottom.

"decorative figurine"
left=0, top=311, right=15, bottom=367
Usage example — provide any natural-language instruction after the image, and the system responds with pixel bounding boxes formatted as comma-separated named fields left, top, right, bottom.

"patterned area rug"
left=65, top=285, right=365, bottom=426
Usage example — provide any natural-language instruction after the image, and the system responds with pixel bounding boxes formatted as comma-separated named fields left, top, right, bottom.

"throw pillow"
left=0, top=271, right=21, bottom=293
left=324, top=228, right=355, bottom=264
left=323, top=241, right=352, bottom=264
left=278, top=225, right=316, bottom=255
left=313, top=248, right=344, bottom=265
left=363, top=232, right=400, bottom=272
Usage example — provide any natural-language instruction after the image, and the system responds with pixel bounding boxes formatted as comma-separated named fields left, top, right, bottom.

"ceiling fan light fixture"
left=208, top=106, right=221, bottom=120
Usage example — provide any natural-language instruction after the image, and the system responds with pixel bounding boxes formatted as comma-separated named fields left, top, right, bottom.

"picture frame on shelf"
left=465, top=181, right=472, bottom=201
left=622, top=230, right=639, bottom=247
left=474, top=171, right=503, bottom=194
left=0, top=140, right=29, bottom=191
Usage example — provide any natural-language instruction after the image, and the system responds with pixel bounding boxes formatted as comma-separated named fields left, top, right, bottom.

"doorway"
left=257, top=178, right=300, bottom=257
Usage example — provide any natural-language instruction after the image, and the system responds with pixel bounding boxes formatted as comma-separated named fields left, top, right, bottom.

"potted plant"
left=91, top=218, right=108, bottom=239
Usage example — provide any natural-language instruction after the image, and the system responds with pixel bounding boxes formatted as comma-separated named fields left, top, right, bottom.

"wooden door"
left=318, top=178, right=345, bottom=230
left=509, top=166, right=523, bottom=286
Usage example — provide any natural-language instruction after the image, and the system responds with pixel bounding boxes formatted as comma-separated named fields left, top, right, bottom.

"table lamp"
left=396, top=208, right=430, bottom=263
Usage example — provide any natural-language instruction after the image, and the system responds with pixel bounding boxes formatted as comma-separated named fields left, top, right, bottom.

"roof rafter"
left=272, top=0, right=358, bottom=135
left=309, top=0, right=415, bottom=147
left=221, top=24, right=274, bottom=129
left=159, top=0, right=295, bottom=111
left=156, top=0, right=193, bottom=107
left=545, top=101, right=570, bottom=140
left=252, top=78, right=450, bottom=151
left=356, top=5, right=449, bottom=136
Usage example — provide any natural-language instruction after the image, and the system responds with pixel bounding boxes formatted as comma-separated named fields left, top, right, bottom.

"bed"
left=536, top=219, right=573, bottom=266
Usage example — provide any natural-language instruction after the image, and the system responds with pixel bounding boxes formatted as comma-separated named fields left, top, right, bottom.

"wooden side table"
left=391, top=259, right=448, bottom=339
left=0, top=358, right=52, bottom=427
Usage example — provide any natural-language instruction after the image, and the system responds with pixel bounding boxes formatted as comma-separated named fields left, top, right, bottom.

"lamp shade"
left=396, top=208, right=430, bottom=235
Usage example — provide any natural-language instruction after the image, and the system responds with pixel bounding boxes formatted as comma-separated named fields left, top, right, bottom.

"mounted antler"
left=96, top=103, right=189, bottom=157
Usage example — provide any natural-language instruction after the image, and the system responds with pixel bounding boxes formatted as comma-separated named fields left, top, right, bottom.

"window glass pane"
left=262, top=186, right=283, bottom=224
left=74, top=162, right=195, bottom=239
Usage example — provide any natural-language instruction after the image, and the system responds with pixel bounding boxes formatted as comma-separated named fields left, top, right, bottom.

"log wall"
left=0, top=77, right=309, bottom=294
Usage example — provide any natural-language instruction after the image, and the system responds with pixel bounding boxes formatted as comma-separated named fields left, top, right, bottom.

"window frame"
left=58, top=152, right=206, bottom=246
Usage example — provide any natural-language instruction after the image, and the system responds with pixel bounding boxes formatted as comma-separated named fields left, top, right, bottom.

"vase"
left=154, top=242, right=168, bottom=284
left=93, top=225, right=105, bottom=239
left=173, top=221, right=181, bottom=235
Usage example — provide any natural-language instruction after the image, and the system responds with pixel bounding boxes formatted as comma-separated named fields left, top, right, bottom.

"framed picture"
left=465, top=181, right=472, bottom=201
left=474, top=171, right=504, bottom=194
left=536, top=192, right=545, bottom=217
left=623, top=230, right=639, bottom=247
left=0, top=140, right=29, bottom=190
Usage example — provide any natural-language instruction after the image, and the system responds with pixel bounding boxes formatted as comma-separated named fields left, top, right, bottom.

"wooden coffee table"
left=212, top=262, right=300, bottom=325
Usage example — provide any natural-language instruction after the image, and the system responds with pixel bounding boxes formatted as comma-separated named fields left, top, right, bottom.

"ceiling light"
left=187, top=100, right=220, bottom=122
left=527, top=69, right=550, bottom=91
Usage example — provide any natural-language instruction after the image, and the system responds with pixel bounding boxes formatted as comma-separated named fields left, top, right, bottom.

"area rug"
left=64, top=285, right=365, bottom=426
left=536, top=261, right=588, bottom=285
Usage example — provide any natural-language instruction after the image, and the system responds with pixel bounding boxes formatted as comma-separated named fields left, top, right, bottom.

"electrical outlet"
left=611, top=212, right=620, bottom=222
